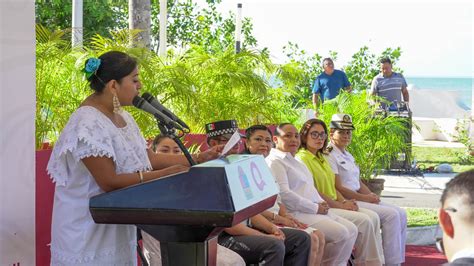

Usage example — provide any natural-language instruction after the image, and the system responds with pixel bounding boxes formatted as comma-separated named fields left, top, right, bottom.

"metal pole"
left=235, top=3, right=242, bottom=53
left=471, top=3, right=474, bottom=144
left=159, top=0, right=167, bottom=57
left=72, top=0, right=83, bottom=48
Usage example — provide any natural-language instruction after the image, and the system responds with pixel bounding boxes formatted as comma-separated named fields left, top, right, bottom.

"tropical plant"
left=318, top=91, right=409, bottom=180
left=36, top=0, right=258, bottom=53
left=154, top=0, right=257, bottom=53
left=35, top=0, right=128, bottom=40
left=344, top=46, right=403, bottom=93
left=36, top=25, right=89, bottom=149
left=278, top=42, right=323, bottom=108
left=452, top=118, right=474, bottom=164
left=35, top=27, right=299, bottom=149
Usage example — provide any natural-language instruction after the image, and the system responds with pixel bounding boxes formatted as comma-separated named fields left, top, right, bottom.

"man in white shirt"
left=438, top=169, right=474, bottom=265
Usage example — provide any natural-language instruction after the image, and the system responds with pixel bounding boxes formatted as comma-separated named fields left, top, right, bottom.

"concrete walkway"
left=412, top=140, right=465, bottom=148
left=376, top=173, right=456, bottom=244
left=379, top=173, right=456, bottom=208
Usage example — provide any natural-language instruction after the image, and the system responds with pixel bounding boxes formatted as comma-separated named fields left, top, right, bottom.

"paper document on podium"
left=219, top=130, right=241, bottom=159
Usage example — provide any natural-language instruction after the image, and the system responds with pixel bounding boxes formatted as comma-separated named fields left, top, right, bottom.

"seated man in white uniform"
left=326, top=114, right=407, bottom=266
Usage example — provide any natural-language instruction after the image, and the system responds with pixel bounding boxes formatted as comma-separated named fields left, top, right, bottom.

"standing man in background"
left=312, top=58, right=352, bottom=117
left=370, top=57, right=409, bottom=110
left=437, top=169, right=474, bottom=265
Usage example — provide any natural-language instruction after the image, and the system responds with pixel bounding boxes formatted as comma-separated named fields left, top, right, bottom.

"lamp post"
left=235, top=3, right=242, bottom=53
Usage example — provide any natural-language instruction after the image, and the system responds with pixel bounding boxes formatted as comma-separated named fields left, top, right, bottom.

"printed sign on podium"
left=196, top=154, right=279, bottom=211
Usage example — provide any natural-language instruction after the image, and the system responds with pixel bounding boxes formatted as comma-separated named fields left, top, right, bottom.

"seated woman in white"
left=265, top=123, right=357, bottom=266
left=244, top=125, right=325, bottom=266
left=296, top=118, right=384, bottom=266
left=326, top=114, right=407, bottom=266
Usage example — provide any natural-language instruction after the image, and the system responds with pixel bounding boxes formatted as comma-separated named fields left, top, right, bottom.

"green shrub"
left=317, top=91, right=409, bottom=180
left=405, top=207, right=439, bottom=227
left=35, top=27, right=299, bottom=148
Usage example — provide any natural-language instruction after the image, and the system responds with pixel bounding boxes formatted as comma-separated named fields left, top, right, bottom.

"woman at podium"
left=46, top=51, right=221, bottom=265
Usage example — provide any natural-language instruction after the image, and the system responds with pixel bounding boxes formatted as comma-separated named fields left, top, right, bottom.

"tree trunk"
left=129, top=0, right=151, bottom=48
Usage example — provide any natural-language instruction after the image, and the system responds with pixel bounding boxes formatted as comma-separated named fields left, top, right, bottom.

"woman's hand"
left=363, top=193, right=380, bottom=204
left=275, top=215, right=298, bottom=228
left=195, top=144, right=225, bottom=163
left=340, top=200, right=358, bottom=211
left=267, top=226, right=285, bottom=241
left=160, top=164, right=190, bottom=176
left=278, top=213, right=308, bottom=229
left=289, top=216, right=308, bottom=229
left=317, top=201, right=329, bottom=214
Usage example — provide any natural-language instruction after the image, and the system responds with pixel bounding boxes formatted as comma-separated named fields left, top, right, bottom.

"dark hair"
left=87, top=51, right=138, bottom=92
left=274, top=123, right=293, bottom=136
left=152, top=134, right=171, bottom=152
left=440, top=169, right=474, bottom=221
left=380, top=57, right=392, bottom=65
left=245, top=125, right=273, bottom=139
left=299, top=119, right=329, bottom=155
left=322, top=57, right=333, bottom=66
left=244, top=125, right=273, bottom=153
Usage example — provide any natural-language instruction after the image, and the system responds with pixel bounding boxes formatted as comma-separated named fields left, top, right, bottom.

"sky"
left=213, top=0, right=473, bottom=78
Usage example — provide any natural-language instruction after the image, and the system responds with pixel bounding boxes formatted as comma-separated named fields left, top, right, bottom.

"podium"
left=89, top=155, right=279, bottom=266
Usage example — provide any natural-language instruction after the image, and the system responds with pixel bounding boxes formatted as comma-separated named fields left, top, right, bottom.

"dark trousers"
left=218, top=228, right=310, bottom=266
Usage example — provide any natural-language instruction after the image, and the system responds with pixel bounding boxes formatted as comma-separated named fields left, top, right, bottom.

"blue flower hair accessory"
left=83, top=58, right=101, bottom=79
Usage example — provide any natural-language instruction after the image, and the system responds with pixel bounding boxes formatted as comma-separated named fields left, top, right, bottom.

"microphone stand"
left=156, top=122, right=196, bottom=166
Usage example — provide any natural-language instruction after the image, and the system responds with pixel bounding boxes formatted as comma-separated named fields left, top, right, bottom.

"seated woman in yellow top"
left=296, top=119, right=384, bottom=266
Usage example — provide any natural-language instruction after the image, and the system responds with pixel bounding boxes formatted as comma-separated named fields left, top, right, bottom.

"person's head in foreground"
left=438, top=169, right=474, bottom=263
left=244, top=125, right=273, bottom=157
left=86, top=51, right=141, bottom=107
left=152, top=135, right=181, bottom=154
left=329, top=113, right=355, bottom=150
left=379, top=57, right=393, bottom=78
left=299, top=118, right=329, bottom=155
left=273, top=123, right=300, bottom=155
left=205, top=119, right=243, bottom=154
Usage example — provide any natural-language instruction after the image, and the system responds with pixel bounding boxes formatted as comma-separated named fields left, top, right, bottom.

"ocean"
left=406, top=77, right=472, bottom=110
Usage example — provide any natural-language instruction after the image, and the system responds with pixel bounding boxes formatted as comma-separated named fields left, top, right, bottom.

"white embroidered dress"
left=47, top=106, right=152, bottom=265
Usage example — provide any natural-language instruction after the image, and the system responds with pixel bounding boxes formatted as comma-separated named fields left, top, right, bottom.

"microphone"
left=132, top=96, right=183, bottom=130
left=142, top=92, right=190, bottom=130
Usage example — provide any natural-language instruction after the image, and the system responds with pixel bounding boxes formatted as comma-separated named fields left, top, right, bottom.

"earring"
left=112, top=93, right=122, bottom=113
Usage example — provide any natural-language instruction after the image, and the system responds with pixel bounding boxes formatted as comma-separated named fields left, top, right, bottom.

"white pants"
left=329, top=208, right=385, bottom=266
left=142, top=231, right=245, bottom=266
left=357, top=201, right=407, bottom=265
left=292, top=211, right=357, bottom=266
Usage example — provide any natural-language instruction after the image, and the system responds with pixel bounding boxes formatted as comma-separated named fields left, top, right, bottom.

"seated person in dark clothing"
left=206, top=120, right=311, bottom=266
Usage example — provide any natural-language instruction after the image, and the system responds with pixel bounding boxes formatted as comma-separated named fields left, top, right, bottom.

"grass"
left=405, top=207, right=439, bottom=227
left=412, top=146, right=474, bottom=173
